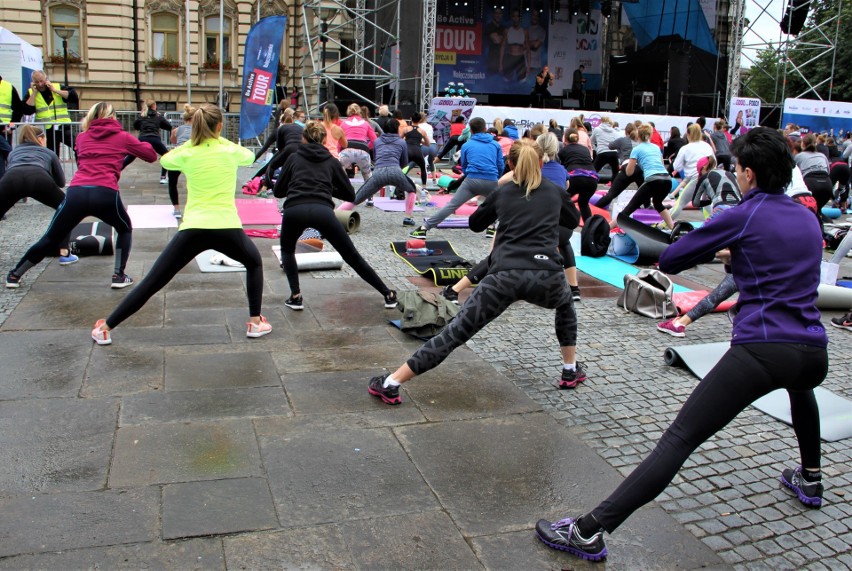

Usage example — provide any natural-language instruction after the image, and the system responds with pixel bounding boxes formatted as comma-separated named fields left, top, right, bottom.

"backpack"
left=396, top=290, right=461, bottom=338
left=581, top=214, right=611, bottom=257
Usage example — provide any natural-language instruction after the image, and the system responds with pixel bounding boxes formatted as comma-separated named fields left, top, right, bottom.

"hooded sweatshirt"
left=274, top=143, right=355, bottom=209
left=374, top=133, right=409, bottom=169
left=134, top=109, right=173, bottom=138
left=71, top=118, right=157, bottom=189
left=590, top=123, right=620, bottom=154
left=340, top=115, right=378, bottom=147
left=460, top=132, right=504, bottom=180
left=503, top=124, right=519, bottom=140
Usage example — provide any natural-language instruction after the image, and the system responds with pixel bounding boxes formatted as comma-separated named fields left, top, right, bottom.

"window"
left=151, top=12, right=179, bottom=62
left=205, top=15, right=232, bottom=67
left=50, top=4, right=81, bottom=60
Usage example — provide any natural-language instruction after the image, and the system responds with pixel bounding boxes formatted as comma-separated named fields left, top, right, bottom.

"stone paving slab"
left=0, top=330, right=90, bottom=399
left=107, top=324, right=232, bottom=347
left=165, top=350, right=281, bottom=391
left=83, top=344, right=164, bottom=397
left=222, top=525, right=356, bottom=570
left=120, top=386, right=291, bottom=425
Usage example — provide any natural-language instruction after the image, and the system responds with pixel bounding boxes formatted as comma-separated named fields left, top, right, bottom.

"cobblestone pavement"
left=2, top=160, right=850, bottom=569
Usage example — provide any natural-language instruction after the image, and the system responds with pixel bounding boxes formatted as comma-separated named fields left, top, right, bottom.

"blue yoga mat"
left=570, top=233, right=691, bottom=293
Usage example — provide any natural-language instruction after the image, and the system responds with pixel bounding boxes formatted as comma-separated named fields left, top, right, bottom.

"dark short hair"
left=386, top=118, right=399, bottom=133
left=730, top=127, right=793, bottom=191
left=469, top=117, right=486, bottom=133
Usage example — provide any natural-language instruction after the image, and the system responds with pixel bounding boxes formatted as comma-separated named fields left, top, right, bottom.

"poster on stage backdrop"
left=783, top=98, right=852, bottom=138
left=426, top=97, right=477, bottom=147
left=239, top=15, right=287, bottom=140
left=434, top=1, right=601, bottom=97
left=728, top=97, right=760, bottom=135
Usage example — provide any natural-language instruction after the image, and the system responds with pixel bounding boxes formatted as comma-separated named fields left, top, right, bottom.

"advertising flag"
left=239, top=15, right=287, bottom=140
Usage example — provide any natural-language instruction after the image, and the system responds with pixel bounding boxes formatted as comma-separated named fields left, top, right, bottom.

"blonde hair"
left=686, top=123, right=702, bottom=143
left=600, top=116, right=613, bottom=126
left=570, top=116, right=585, bottom=130
left=493, top=117, right=504, bottom=136
left=637, top=124, right=653, bottom=142
left=536, top=132, right=559, bottom=162
left=143, top=98, right=156, bottom=112
left=509, top=139, right=543, bottom=197
left=18, top=124, right=45, bottom=145
left=702, top=155, right=717, bottom=172
left=528, top=123, right=546, bottom=139
left=81, top=101, right=115, bottom=131
left=346, top=103, right=361, bottom=117
left=281, top=107, right=295, bottom=124
left=182, top=104, right=196, bottom=122
left=190, top=103, right=223, bottom=146
left=303, top=120, right=327, bottom=145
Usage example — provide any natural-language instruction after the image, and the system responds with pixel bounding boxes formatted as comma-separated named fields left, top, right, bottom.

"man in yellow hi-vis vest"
left=0, top=73, right=23, bottom=179
left=24, top=70, right=76, bottom=158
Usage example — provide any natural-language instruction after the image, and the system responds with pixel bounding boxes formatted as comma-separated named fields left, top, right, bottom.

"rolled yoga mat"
left=272, top=245, right=344, bottom=271
left=816, top=283, right=852, bottom=309
left=335, top=209, right=361, bottom=233
left=822, top=207, right=842, bottom=219
left=617, top=212, right=670, bottom=264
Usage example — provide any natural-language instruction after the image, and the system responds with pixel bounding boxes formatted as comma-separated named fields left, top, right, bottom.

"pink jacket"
left=70, top=118, right=158, bottom=190
left=340, top=115, right=377, bottom=147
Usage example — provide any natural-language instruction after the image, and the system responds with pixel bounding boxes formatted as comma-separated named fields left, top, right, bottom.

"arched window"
left=151, top=12, right=180, bottom=62
left=205, top=15, right=232, bottom=67
left=50, top=4, right=82, bottom=60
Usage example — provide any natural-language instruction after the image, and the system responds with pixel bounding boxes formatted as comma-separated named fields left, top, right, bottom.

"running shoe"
left=535, top=517, right=608, bottom=561
left=159, top=176, right=168, bottom=185
left=246, top=315, right=273, bottom=338
left=657, top=318, right=686, bottom=337
left=441, top=284, right=459, bottom=304
left=409, top=227, right=428, bottom=238
left=91, top=319, right=112, bottom=345
left=402, top=217, right=416, bottom=226
left=558, top=362, right=587, bottom=389
left=173, top=208, right=182, bottom=220
left=366, top=199, right=374, bottom=207
left=384, top=290, right=398, bottom=309
left=5, top=272, right=21, bottom=289
left=285, top=295, right=304, bottom=311
left=59, top=254, right=79, bottom=266
left=830, top=312, right=852, bottom=331
left=111, top=273, right=134, bottom=289
left=781, top=466, right=823, bottom=507
left=368, top=374, right=402, bottom=405
left=571, top=286, right=581, bottom=302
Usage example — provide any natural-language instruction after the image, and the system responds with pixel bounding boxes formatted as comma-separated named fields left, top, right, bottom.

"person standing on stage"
left=571, top=65, right=586, bottom=104
left=532, top=65, right=554, bottom=109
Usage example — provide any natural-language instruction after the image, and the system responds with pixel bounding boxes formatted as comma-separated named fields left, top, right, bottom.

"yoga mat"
left=435, top=216, right=470, bottom=229
left=390, top=240, right=472, bottom=286
left=428, top=193, right=478, bottom=216
left=822, top=207, right=842, bottom=219
left=837, top=280, right=852, bottom=289
left=816, top=283, right=852, bottom=310
left=617, top=213, right=670, bottom=264
left=127, top=205, right=178, bottom=229
left=608, top=231, right=640, bottom=264
left=633, top=209, right=664, bottom=224
left=672, top=291, right=737, bottom=315
left=194, top=250, right=247, bottom=273
left=235, top=198, right=281, bottom=225
left=664, top=341, right=852, bottom=442
left=335, top=209, right=361, bottom=233
left=372, top=197, right=424, bottom=212
left=271, top=245, right=345, bottom=271
left=577, top=204, right=612, bottom=226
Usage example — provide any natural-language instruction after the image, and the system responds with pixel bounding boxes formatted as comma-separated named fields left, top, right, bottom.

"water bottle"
left=419, top=187, right=430, bottom=204
left=407, top=247, right=434, bottom=256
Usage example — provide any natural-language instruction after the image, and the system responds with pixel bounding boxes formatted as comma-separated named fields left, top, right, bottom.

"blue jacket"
left=460, top=132, right=503, bottom=181
left=659, top=187, right=827, bottom=348
left=503, top=124, right=519, bottom=140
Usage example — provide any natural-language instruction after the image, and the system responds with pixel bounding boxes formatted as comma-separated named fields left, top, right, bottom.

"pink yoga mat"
left=372, top=197, right=424, bottom=212
left=428, top=193, right=478, bottom=216
left=127, top=205, right=178, bottom=229
left=235, top=198, right=281, bottom=225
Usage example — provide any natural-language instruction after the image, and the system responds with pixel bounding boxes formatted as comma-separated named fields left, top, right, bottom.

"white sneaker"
left=91, top=319, right=112, bottom=345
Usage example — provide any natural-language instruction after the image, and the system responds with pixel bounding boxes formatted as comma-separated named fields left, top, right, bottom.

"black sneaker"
left=110, top=273, right=134, bottom=289
left=781, top=466, right=823, bottom=507
left=441, top=285, right=459, bottom=304
left=558, top=362, right=587, bottom=389
left=384, top=290, right=398, bottom=309
left=535, top=517, right=608, bottom=561
left=830, top=312, right=852, bottom=331
left=571, top=286, right=581, bottom=302
left=5, top=271, right=21, bottom=289
left=368, top=374, right=402, bottom=405
left=285, top=294, right=304, bottom=311
left=409, top=227, right=428, bottom=238
left=402, top=217, right=416, bottom=227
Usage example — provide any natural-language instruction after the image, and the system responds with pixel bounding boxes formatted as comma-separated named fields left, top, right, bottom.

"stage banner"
left=727, top=97, right=760, bottom=136
left=433, top=1, right=601, bottom=96
left=239, top=15, right=287, bottom=140
left=783, top=98, right=852, bottom=138
left=426, top=97, right=477, bottom=147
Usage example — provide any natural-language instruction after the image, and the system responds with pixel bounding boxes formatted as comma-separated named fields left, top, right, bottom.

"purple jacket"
left=659, top=188, right=827, bottom=348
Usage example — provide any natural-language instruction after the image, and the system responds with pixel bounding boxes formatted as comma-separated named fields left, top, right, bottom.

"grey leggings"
left=353, top=167, right=417, bottom=204
left=829, top=229, right=852, bottom=265
left=686, top=273, right=738, bottom=322
left=424, top=177, right=497, bottom=230
left=406, top=268, right=576, bottom=374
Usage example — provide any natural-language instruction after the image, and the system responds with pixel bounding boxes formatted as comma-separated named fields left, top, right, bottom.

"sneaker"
left=59, top=254, right=79, bottom=266
left=571, top=285, right=581, bottom=302
left=441, top=284, right=459, bottom=304
left=366, top=199, right=374, bottom=207
left=409, top=226, right=428, bottom=238
left=111, top=273, right=134, bottom=289
left=558, top=362, right=587, bottom=389
left=384, top=290, right=398, bottom=309
left=91, top=318, right=112, bottom=346
left=485, top=225, right=497, bottom=238
left=5, top=272, right=21, bottom=289
left=246, top=315, right=273, bottom=338
left=368, top=374, right=402, bottom=405
left=657, top=318, right=686, bottom=337
left=173, top=208, right=182, bottom=219
left=535, top=517, right=608, bottom=562
left=285, top=294, right=303, bottom=310
left=402, top=217, right=416, bottom=226
left=781, top=466, right=823, bottom=507
left=159, top=176, right=168, bottom=185
left=830, top=312, right=852, bottom=331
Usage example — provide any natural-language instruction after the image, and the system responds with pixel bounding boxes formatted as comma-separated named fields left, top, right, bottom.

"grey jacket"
left=6, top=142, right=65, bottom=186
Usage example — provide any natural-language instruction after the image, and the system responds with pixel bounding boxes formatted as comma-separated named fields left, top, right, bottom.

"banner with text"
left=727, top=97, right=760, bottom=136
left=783, top=98, right=852, bottom=138
left=239, top=15, right=287, bottom=140
left=425, top=97, right=477, bottom=147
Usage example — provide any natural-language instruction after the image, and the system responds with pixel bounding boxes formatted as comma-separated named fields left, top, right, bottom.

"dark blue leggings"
left=591, top=342, right=827, bottom=533
left=123, top=135, right=167, bottom=177
left=12, top=185, right=132, bottom=278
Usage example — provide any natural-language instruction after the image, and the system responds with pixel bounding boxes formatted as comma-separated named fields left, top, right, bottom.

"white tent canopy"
left=0, top=27, right=44, bottom=95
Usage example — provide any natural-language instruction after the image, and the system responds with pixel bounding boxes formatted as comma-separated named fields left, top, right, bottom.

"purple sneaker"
left=657, top=318, right=686, bottom=337
left=781, top=466, right=823, bottom=507
left=535, top=517, right=608, bottom=561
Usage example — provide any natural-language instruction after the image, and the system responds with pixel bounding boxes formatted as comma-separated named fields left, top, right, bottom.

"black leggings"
left=105, top=229, right=263, bottom=328
left=591, top=342, right=827, bottom=533
left=0, top=167, right=70, bottom=251
left=568, top=176, right=598, bottom=222
left=167, top=170, right=182, bottom=206
left=407, top=145, right=428, bottom=185
left=437, top=136, right=463, bottom=160
left=595, top=166, right=643, bottom=210
left=12, top=185, right=132, bottom=278
left=123, top=135, right=167, bottom=177
left=407, top=269, right=576, bottom=374
left=803, top=172, right=833, bottom=213
left=593, top=151, right=620, bottom=177
left=715, top=154, right=732, bottom=171
left=830, top=163, right=850, bottom=204
left=280, top=203, right=390, bottom=297
left=621, top=175, right=671, bottom=217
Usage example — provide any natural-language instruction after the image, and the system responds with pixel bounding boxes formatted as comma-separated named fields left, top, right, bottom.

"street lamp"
left=55, top=27, right=76, bottom=89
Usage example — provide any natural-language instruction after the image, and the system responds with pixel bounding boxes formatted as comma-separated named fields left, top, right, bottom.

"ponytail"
left=303, top=120, right=327, bottom=145
left=18, top=124, right=44, bottom=145
left=182, top=103, right=196, bottom=122
left=81, top=101, right=115, bottom=132
left=190, top=103, right=223, bottom=146
left=509, top=139, right=543, bottom=197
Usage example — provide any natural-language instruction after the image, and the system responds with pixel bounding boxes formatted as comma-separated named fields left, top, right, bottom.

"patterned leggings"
left=406, top=269, right=577, bottom=374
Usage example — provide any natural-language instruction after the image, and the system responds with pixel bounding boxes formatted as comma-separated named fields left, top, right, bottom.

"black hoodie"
left=134, top=109, right=173, bottom=138
left=273, top=142, right=355, bottom=209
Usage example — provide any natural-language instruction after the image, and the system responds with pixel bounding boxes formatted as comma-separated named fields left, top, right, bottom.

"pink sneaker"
left=91, top=319, right=112, bottom=345
left=246, top=315, right=272, bottom=338
left=657, top=318, right=685, bottom=337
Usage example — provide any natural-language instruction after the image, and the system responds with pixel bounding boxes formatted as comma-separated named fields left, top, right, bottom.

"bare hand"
left=716, top=249, right=731, bottom=265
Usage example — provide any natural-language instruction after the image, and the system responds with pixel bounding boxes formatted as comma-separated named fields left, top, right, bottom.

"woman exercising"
left=614, top=124, right=675, bottom=230
left=165, top=104, right=195, bottom=219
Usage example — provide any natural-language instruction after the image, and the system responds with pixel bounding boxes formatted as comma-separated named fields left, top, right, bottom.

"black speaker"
left=336, top=79, right=378, bottom=104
